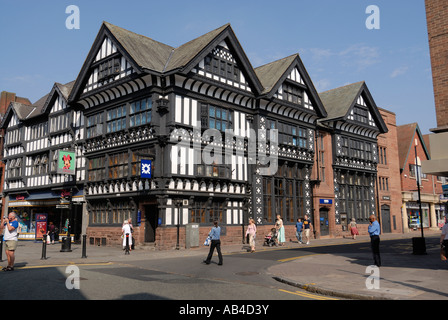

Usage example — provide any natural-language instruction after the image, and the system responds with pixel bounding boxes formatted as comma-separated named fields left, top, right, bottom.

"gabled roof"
left=1, top=81, right=74, bottom=129
left=103, top=21, right=174, bottom=73
left=255, top=54, right=327, bottom=118
left=164, top=24, right=230, bottom=72
left=318, top=81, right=388, bottom=133
left=69, top=22, right=264, bottom=103
left=40, top=81, right=75, bottom=114
left=397, top=123, right=431, bottom=171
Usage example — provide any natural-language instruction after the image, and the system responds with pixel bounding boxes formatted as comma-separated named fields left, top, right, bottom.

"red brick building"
left=422, top=0, right=448, bottom=176
left=377, top=108, right=402, bottom=233
left=398, top=123, right=446, bottom=232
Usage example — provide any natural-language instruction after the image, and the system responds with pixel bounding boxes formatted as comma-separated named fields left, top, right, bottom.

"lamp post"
left=413, top=139, right=426, bottom=255
left=175, top=199, right=183, bottom=250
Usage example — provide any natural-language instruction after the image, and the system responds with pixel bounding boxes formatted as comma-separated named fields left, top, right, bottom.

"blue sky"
left=0, top=0, right=436, bottom=133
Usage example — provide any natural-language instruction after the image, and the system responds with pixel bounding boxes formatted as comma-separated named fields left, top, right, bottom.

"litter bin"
left=412, top=237, right=427, bottom=255
left=186, top=223, right=199, bottom=249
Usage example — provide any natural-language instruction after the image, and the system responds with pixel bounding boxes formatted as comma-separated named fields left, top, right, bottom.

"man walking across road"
left=203, top=221, right=223, bottom=266
left=368, top=214, right=381, bottom=267
left=1, top=212, right=19, bottom=271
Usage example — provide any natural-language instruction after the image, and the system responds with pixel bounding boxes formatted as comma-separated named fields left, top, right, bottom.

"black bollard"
left=125, top=233, right=130, bottom=255
left=41, top=236, right=47, bottom=260
left=81, top=234, right=87, bottom=259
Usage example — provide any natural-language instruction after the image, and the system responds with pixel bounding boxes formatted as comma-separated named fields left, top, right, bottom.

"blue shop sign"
left=319, top=199, right=333, bottom=204
left=140, top=160, right=152, bottom=178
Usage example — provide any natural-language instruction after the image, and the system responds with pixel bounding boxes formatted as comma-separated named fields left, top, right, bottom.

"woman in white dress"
left=122, top=220, right=133, bottom=250
left=276, top=215, right=285, bottom=246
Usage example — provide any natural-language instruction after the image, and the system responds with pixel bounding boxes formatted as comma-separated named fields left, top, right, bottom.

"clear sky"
left=0, top=0, right=436, bottom=134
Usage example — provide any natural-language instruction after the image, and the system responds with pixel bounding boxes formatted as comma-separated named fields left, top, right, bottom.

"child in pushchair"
left=264, top=228, right=278, bottom=247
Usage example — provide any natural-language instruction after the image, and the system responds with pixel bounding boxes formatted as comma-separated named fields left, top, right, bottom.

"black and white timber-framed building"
left=2, top=22, right=389, bottom=247
left=1, top=81, right=86, bottom=240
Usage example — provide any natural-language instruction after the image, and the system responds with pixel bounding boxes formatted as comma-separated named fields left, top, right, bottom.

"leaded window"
left=88, top=156, right=106, bottom=181
left=108, top=152, right=129, bottom=179
left=201, top=104, right=232, bottom=132
left=130, top=97, right=152, bottom=127
left=283, top=83, right=303, bottom=105
left=86, top=113, right=104, bottom=139
left=106, top=105, right=126, bottom=134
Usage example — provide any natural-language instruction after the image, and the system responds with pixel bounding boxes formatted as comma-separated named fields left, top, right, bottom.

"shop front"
left=6, top=189, right=84, bottom=242
left=406, top=202, right=429, bottom=229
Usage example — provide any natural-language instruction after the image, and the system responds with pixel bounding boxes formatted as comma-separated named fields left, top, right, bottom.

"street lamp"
left=175, top=199, right=183, bottom=250
left=413, top=139, right=426, bottom=255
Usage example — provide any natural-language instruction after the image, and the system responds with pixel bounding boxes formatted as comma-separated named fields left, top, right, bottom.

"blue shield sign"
left=140, top=160, right=152, bottom=178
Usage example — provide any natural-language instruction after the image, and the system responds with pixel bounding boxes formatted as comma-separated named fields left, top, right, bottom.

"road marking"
left=15, top=262, right=114, bottom=270
left=278, top=253, right=322, bottom=262
left=279, top=289, right=339, bottom=300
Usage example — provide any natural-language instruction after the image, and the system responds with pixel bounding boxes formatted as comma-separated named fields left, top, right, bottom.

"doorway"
left=144, top=204, right=158, bottom=243
left=319, top=208, right=329, bottom=236
left=381, top=205, right=391, bottom=233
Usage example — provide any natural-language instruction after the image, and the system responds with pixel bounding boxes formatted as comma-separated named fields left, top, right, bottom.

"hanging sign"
left=140, top=159, right=152, bottom=178
left=57, top=150, right=76, bottom=175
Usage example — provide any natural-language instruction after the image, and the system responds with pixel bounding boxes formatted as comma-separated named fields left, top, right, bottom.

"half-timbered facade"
left=317, top=82, right=388, bottom=235
left=64, top=22, right=330, bottom=248
left=3, top=22, right=390, bottom=247
left=1, top=81, right=86, bottom=240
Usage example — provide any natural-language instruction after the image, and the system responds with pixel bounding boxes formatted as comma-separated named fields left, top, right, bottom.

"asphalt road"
left=2, top=236, right=439, bottom=303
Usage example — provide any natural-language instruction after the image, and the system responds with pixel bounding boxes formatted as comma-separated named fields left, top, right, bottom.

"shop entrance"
left=144, top=204, right=158, bottom=243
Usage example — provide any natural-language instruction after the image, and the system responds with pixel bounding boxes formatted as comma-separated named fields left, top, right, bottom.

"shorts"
left=5, top=240, right=18, bottom=251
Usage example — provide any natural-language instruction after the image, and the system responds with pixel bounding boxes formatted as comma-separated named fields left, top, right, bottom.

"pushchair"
left=264, top=228, right=278, bottom=247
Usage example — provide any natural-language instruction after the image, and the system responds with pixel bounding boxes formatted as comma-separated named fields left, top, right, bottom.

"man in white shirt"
left=1, top=212, right=19, bottom=271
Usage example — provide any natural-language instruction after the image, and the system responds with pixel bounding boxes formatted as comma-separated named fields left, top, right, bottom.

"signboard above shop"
left=57, top=150, right=76, bottom=175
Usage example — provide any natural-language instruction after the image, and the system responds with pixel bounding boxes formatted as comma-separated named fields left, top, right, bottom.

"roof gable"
left=68, top=21, right=173, bottom=103
left=319, top=81, right=388, bottom=133
left=397, top=123, right=431, bottom=171
left=166, top=24, right=263, bottom=95
left=255, top=54, right=327, bottom=118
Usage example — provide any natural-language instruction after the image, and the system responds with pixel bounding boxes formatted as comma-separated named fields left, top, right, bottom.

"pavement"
left=1, top=230, right=447, bottom=300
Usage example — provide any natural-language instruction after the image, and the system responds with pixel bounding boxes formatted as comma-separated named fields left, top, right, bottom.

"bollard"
left=81, top=234, right=87, bottom=258
left=41, top=236, right=47, bottom=260
left=125, top=233, right=130, bottom=255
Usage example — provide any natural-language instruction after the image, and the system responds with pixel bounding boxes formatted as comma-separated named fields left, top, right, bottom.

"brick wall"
left=426, top=0, right=448, bottom=129
left=377, top=108, right=402, bottom=233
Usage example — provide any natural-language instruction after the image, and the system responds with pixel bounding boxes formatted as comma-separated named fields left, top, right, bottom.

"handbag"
left=204, top=236, right=211, bottom=246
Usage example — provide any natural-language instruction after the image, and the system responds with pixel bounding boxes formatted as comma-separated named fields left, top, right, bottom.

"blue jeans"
left=296, top=231, right=303, bottom=243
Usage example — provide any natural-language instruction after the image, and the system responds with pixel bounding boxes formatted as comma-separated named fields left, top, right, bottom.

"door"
left=381, top=205, right=391, bottom=233
left=144, top=205, right=158, bottom=243
left=319, top=208, right=329, bottom=236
